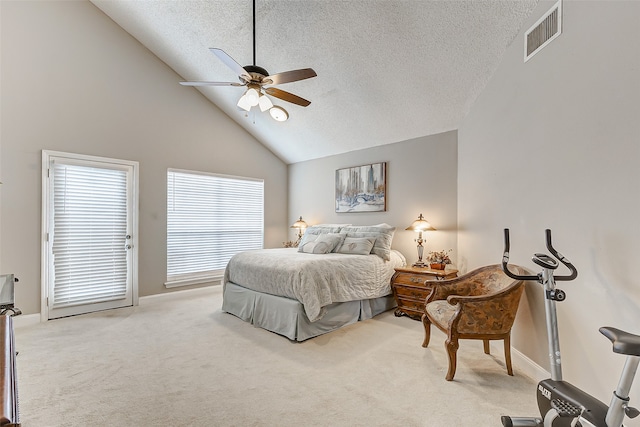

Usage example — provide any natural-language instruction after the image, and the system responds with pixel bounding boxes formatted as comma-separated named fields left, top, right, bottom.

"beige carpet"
left=14, top=286, right=538, bottom=426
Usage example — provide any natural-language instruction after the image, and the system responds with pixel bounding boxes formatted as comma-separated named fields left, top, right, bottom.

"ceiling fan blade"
left=265, top=87, right=311, bottom=107
left=210, top=48, right=251, bottom=81
left=264, top=68, right=317, bottom=85
left=180, top=81, right=244, bottom=87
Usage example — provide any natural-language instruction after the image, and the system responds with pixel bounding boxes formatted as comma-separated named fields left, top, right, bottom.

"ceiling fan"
left=179, top=0, right=317, bottom=122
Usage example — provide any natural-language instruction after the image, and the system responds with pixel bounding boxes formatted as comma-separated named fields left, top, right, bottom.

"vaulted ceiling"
left=90, top=0, right=539, bottom=164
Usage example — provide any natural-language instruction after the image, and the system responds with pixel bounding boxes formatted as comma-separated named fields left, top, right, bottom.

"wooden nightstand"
left=391, top=266, right=458, bottom=320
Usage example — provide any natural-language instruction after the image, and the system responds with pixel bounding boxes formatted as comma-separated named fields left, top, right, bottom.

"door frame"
left=41, top=150, right=139, bottom=322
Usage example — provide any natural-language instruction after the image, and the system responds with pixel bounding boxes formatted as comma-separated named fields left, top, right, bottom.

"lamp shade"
left=405, top=213, right=435, bottom=232
left=245, top=88, right=260, bottom=106
left=290, top=216, right=308, bottom=230
left=237, top=93, right=252, bottom=111
left=258, top=94, right=273, bottom=112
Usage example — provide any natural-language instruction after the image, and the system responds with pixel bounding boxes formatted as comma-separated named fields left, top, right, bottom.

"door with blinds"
left=42, top=151, right=138, bottom=320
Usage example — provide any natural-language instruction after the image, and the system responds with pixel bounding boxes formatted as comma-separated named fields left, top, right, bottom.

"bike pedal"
left=626, top=406, right=640, bottom=419
left=551, top=398, right=582, bottom=417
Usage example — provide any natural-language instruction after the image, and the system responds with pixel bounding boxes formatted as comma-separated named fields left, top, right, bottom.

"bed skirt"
left=222, top=282, right=396, bottom=342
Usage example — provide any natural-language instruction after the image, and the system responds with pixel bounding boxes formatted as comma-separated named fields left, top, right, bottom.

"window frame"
left=165, top=168, right=264, bottom=288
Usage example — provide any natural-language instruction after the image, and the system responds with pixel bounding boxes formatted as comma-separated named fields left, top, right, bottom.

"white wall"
left=289, top=131, right=458, bottom=265
left=0, top=1, right=288, bottom=315
left=459, top=0, right=640, bottom=404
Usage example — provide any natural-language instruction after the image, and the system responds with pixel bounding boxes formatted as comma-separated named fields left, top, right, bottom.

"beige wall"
left=0, top=1, right=288, bottom=315
left=459, top=0, right=640, bottom=402
left=288, top=131, right=458, bottom=265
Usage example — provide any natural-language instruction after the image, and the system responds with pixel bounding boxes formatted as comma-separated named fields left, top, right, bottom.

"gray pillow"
left=297, top=232, right=319, bottom=248
left=316, top=233, right=345, bottom=252
left=299, top=236, right=336, bottom=254
left=298, top=233, right=345, bottom=253
left=340, top=224, right=396, bottom=260
left=303, top=224, right=351, bottom=236
left=337, top=236, right=376, bottom=255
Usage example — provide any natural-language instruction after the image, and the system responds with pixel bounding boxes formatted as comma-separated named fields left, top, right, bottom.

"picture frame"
left=335, top=162, right=386, bottom=213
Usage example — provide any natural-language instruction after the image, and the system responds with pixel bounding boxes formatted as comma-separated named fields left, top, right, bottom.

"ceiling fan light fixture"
left=237, top=93, right=252, bottom=111
left=180, top=0, right=316, bottom=122
left=270, top=106, right=289, bottom=122
left=245, top=88, right=260, bottom=107
left=258, top=94, right=273, bottom=112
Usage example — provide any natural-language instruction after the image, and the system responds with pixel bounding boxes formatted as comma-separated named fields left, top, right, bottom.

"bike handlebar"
left=502, top=229, right=538, bottom=281
left=502, top=228, right=578, bottom=281
left=544, top=229, right=578, bottom=281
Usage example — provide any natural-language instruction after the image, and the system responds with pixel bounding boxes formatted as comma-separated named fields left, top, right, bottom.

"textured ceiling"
left=90, top=0, right=539, bottom=164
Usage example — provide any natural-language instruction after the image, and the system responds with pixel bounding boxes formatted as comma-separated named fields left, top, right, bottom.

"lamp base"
left=412, top=261, right=427, bottom=268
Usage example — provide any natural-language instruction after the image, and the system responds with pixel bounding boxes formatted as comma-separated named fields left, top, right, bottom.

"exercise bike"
left=500, top=229, right=640, bottom=427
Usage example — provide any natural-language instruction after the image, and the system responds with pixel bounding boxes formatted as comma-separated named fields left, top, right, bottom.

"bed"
left=222, top=224, right=406, bottom=341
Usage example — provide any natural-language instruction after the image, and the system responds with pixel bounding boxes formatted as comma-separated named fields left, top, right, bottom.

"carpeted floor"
left=14, top=286, right=538, bottom=426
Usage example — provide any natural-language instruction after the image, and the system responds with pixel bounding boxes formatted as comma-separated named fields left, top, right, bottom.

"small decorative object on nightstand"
left=426, top=249, right=452, bottom=270
left=405, top=214, right=435, bottom=267
left=390, top=266, right=458, bottom=320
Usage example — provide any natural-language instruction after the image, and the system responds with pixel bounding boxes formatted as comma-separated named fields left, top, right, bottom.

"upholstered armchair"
left=421, top=264, right=525, bottom=381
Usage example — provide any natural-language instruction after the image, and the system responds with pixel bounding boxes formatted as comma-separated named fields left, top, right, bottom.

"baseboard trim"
left=139, top=284, right=221, bottom=305
left=488, top=341, right=549, bottom=381
left=511, top=346, right=550, bottom=381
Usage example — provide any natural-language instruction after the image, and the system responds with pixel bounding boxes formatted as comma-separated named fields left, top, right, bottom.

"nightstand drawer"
left=393, top=273, right=429, bottom=286
left=396, top=298, right=428, bottom=317
left=393, top=284, right=432, bottom=300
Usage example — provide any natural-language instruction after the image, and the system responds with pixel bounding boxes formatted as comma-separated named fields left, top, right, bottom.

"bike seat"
left=600, top=327, right=640, bottom=356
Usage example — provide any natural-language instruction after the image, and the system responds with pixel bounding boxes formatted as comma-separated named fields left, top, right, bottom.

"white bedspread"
left=224, top=248, right=405, bottom=322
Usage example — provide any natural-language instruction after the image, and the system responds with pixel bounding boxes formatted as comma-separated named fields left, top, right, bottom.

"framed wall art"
left=335, top=162, right=386, bottom=213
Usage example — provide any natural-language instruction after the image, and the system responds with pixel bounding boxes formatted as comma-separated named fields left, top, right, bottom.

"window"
left=166, top=169, right=264, bottom=287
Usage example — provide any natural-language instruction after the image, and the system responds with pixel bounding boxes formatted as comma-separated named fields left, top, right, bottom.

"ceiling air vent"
left=524, top=0, right=562, bottom=62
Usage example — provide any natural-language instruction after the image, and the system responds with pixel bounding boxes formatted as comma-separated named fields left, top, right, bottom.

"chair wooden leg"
left=483, top=339, right=490, bottom=355
left=421, top=313, right=431, bottom=348
left=445, top=337, right=459, bottom=381
left=504, top=334, right=514, bottom=376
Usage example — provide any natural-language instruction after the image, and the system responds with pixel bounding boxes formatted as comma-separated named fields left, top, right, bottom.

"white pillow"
left=297, top=233, right=345, bottom=253
left=337, top=236, right=376, bottom=255
left=316, top=233, right=345, bottom=252
left=299, top=234, right=344, bottom=254
left=340, top=224, right=396, bottom=260
left=297, top=232, right=319, bottom=248
left=304, top=224, right=351, bottom=236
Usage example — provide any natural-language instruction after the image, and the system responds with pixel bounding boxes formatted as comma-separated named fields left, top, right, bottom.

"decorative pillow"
left=316, top=233, right=345, bottom=252
left=299, top=237, right=334, bottom=255
left=340, top=224, right=396, bottom=260
left=297, top=232, right=319, bottom=248
left=298, top=224, right=351, bottom=249
left=337, top=236, right=376, bottom=255
left=298, top=233, right=345, bottom=253
left=299, top=241, right=326, bottom=254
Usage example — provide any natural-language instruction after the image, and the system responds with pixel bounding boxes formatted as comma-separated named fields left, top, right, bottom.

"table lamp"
left=290, top=216, right=308, bottom=246
left=405, top=214, right=435, bottom=267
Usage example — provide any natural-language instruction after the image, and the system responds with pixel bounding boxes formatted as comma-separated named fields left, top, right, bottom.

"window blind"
left=167, top=169, right=264, bottom=283
left=51, top=162, right=128, bottom=308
